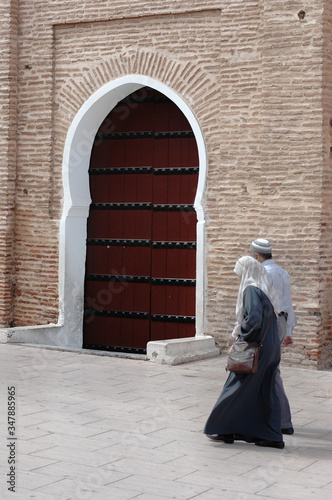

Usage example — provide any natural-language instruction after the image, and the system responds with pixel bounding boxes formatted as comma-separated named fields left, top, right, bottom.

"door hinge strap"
left=86, top=274, right=150, bottom=283
left=89, top=167, right=152, bottom=175
left=152, top=278, right=195, bottom=286
left=87, top=239, right=151, bottom=247
left=151, top=314, right=195, bottom=324
left=152, top=241, right=196, bottom=249
left=85, top=309, right=149, bottom=319
left=90, top=203, right=151, bottom=210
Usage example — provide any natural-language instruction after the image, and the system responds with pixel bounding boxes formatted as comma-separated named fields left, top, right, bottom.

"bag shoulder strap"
left=260, top=314, right=273, bottom=346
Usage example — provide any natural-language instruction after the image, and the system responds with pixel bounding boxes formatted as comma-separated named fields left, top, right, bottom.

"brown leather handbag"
left=226, top=315, right=273, bottom=374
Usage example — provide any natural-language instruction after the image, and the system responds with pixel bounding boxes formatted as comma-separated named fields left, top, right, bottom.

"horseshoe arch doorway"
left=83, top=86, right=200, bottom=354
left=60, top=76, right=206, bottom=351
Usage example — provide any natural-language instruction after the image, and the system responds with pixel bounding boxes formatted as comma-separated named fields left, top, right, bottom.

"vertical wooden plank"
left=179, top=173, right=189, bottom=204
left=189, top=137, right=199, bottom=167
left=179, top=210, right=190, bottom=242
left=177, top=323, right=189, bottom=339
left=134, top=283, right=150, bottom=313
left=124, top=138, right=140, bottom=167
left=186, top=286, right=196, bottom=316
left=86, top=211, right=108, bottom=238
left=89, top=142, right=101, bottom=169
left=136, top=247, right=151, bottom=276
left=154, top=140, right=169, bottom=168
left=152, top=212, right=167, bottom=241
left=122, top=210, right=137, bottom=239
left=169, top=103, right=183, bottom=130
left=137, top=172, right=152, bottom=201
left=153, top=175, right=168, bottom=204
left=109, top=173, right=125, bottom=203
left=167, top=212, right=180, bottom=241
left=89, top=175, right=109, bottom=202
left=84, top=316, right=106, bottom=345
left=151, top=248, right=167, bottom=277
left=137, top=211, right=152, bottom=240
left=84, top=281, right=98, bottom=311
left=187, top=212, right=197, bottom=241
left=138, top=100, right=155, bottom=129
left=188, top=173, right=198, bottom=204
left=150, top=284, right=166, bottom=315
left=167, top=174, right=181, bottom=203
left=106, top=102, right=127, bottom=132
left=169, top=138, right=182, bottom=167
left=109, top=139, right=125, bottom=167
left=165, top=322, right=178, bottom=340
left=180, top=111, right=191, bottom=130
left=178, top=248, right=189, bottom=280
left=108, top=210, right=123, bottom=239
left=165, top=285, right=179, bottom=316
left=105, top=317, right=121, bottom=346
left=186, top=249, right=196, bottom=279
left=132, top=282, right=150, bottom=348
left=108, top=279, right=123, bottom=311
left=139, top=137, right=154, bottom=166
left=96, top=281, right=115, bottom=311
left=178, top=210, right=196, bottom=242
left=86, top=246, right=108, bottom=274
left=85, top=245, right=94, bottom=273
left=178, top=287, right=187, bottom=316
left=122, top=174, right=137, bottom=203
left=91, top=141, right=112, bottom=169
left=184, top=323, right=195, bottom=338
left=122, top=246, right=149, bottom=287
left=122, top=246, right=139, bottom=276
left=154, top=99, right=169, bottom=132
left=180, top=137, right=189, bottom=167
left=166, top=248, right=180, bottom=278
left=106, top=246, right=123, bottom=275
left=133, top=319, right=150, bottom=348
left=120, top=319, right=134, bottom=347
left=121, top=282, right=135, bottom=312
left=150, top=321, right=166, bottom=341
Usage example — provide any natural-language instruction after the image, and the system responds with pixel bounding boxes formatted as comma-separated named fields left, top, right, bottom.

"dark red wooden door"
left=83, top=87, right=198, bottom=354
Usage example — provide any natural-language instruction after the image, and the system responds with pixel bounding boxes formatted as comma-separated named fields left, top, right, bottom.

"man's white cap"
left=251, top=238, right=272, bottom=255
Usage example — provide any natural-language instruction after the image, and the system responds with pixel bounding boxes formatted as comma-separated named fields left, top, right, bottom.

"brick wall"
left=321, top=0, right=332, bottom=367
left=0, top=0, right=18, bottom=327
left=1, top=0, right=331, bottom=367
left=258, top=3, right=326, bottom=368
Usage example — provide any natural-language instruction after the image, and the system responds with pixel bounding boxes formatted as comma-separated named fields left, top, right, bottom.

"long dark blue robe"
left=204, top=286, right=282, bottom=442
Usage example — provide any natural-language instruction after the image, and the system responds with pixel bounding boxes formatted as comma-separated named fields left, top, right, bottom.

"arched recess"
left=59, top=75, right=207, bottom=349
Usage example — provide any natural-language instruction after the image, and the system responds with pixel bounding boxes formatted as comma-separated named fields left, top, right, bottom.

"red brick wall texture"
left=0, top=1, right=331, bottom=367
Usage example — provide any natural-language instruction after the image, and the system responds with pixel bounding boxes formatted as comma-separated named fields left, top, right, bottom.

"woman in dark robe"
left=204, top=256, right=284, bottom=449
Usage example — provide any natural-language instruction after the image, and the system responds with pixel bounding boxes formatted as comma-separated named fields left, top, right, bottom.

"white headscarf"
left=234, top=256, right=280, bottom=322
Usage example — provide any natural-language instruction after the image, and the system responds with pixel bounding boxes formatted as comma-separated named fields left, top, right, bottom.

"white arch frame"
left=59, top=75, right=207, bottom=348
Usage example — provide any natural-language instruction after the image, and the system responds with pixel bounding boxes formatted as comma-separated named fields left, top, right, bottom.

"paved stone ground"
left=0, top=343, right=332, bottom=500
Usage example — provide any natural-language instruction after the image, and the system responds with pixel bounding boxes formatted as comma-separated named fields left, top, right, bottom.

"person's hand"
left=228, top=335, right=235, bottom=347
left=283, top=336, right=293, bottom=347
left=228, top=345, right=233, bottom=353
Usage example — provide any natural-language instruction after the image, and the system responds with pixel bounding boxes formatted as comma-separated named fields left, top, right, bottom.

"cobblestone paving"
left=0, top=344, right=332, bottom=499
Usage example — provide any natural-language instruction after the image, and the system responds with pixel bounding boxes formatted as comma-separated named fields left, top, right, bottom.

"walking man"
left=251, top=238, right=297, bottom=435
